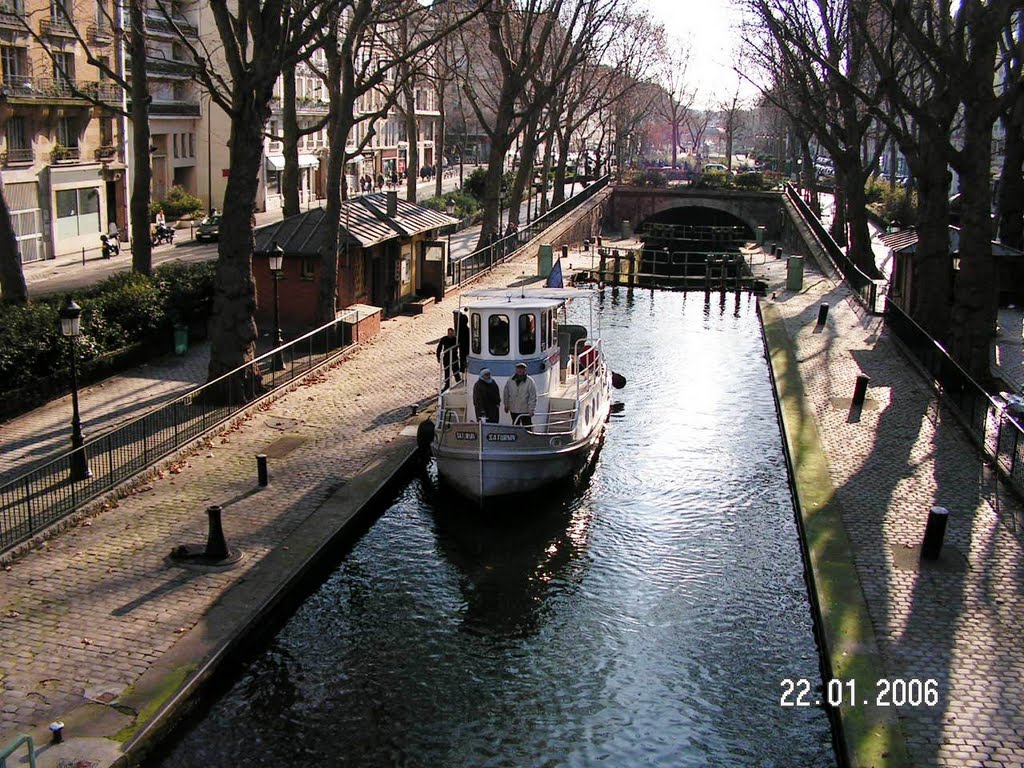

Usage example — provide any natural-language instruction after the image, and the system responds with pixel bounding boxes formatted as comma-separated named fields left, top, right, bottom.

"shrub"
left=734, top=172, right=765, bottom=190
left=0, top=263, right=216, bottom=396
left=155, top=261, right=216, bottom=326
left=153, top=185, right=204, bottom=220
left=421, top=190, right=480, bottom=219
left=622, top=169, right=666, bottom=188
left=694, top=170, right=731, bottom=189
left=866, top=176, right=917, bottom=228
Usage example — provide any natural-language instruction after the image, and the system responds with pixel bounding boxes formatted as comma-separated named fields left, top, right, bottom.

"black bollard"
left=562, top=244, right=569, bottom=260
left=921, top=506, right=949, bottom=560
left=852, top=374, right=870, bottom=407
left=583, top=239, right=590, bottom=252
left=775, top=246, right=783, bottom=259
left=257, top=453, right=268, bottom=487
left=50, top=721, right=64, bottom=744
left=817, top=302, right=830, bottom=326
left=204, top=505, right=229, bottom=560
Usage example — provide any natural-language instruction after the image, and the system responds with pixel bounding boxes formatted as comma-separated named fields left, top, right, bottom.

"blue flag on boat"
left=546, top=257, right=564, bottom=288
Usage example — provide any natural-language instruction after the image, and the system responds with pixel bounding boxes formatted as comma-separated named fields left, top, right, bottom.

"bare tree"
left=654, top=38, right=695, bottom=169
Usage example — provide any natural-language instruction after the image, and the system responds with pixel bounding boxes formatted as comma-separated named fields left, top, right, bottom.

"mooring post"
left=852, top=374, right=870, bottom=406
left=612, top=250, right=620, bottom=285
left=256, top=453, right=268, bottom=487
left=205, top=505, right=229, bottom=560
left=817, top=303, right=830, bottom=326
left=921, top=506, right=949, bottom=560
left=599, top=248, right=607, bottom=282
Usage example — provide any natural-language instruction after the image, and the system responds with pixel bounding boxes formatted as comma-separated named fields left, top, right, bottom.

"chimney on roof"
left=386, top=190, right=398, bottom=218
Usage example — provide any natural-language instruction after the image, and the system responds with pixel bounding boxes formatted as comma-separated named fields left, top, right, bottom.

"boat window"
left=519, top=313, right=536, bottom=355
left=471, top=313, right=481, bottom=355
left=551, top=314, right=558, bottom=351
left=488, top=314, right=510, bottom=355
left=541, top=310, right=550, bottom=350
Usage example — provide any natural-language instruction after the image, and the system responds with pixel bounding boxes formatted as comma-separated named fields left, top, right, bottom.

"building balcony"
left=50, top=145, right=81, bottom=164
left=1, top=76, right=117, bottom=104
left=0, top=5, right=26, bottom=31
left=141, top=57, right=199, bottom=77
left=88, top=22, right=114, bottom=45
left=40, top=15, right=75, bottom=37
left=1, top=147, right=34, bottom=166
left=145, top=13, right=198, bottom=38
left=149, top=100, right=200, bottom=117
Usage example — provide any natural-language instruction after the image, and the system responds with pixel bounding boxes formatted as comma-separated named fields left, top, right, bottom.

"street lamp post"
left=269, top=242, right=284, bottom=371
left=60, top=296, right=92, bottom=481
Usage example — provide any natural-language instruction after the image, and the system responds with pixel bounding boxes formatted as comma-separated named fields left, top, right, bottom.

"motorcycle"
left=100, top=234, right=120, bottom=259
left=153, top=222, right=175, bottom=245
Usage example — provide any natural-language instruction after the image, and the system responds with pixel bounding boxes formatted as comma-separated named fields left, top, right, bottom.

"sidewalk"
left=0, top=192, right=592, bottom=767
left=759, top=252, right=1024, bottom=767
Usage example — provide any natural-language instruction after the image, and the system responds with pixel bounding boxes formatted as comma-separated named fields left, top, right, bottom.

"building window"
left=2, top=46, right=26, bottom=86
left=188, top=133, right=194, bottom=157
left=53, top=51, right=74, bottom=92
left=55, top=187, right=100, bottom=240
left=301, top=258, right=315, bottom=280
left=7, top=116, right=27, bottom=150
left=100, top=117, right=113, bottom=146
left=173, top=133, right=179, bottom=158
left=57, top=117, right=78, bottom=148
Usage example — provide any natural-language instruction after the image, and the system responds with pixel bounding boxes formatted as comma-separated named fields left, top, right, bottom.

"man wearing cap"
left=504, top=362, right=537, bottom=426
left=473, top=368, right=501, bottom=423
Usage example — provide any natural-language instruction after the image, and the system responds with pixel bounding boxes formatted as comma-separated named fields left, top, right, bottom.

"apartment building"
left=0, top=0, right=126, bottom=262
left=131, top=0, right=202, bottom=205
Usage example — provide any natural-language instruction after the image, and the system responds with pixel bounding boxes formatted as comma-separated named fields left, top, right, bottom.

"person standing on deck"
left=435, top=328, right=460, bottom=390
left=473, top=369, right=501, bottom=423
left=504, top=362, right=537, bottom=426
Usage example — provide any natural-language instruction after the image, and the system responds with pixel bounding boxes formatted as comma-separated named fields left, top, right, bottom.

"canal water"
left=152, top=289, right=835, bottom=767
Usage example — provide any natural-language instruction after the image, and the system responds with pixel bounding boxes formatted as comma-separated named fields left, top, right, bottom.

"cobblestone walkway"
left=0, top=250, right=530, bottom=747
left=760, top=256, right=1024, bottom=768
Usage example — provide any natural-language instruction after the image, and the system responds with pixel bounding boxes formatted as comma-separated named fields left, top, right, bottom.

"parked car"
left=703, top=163, right=730, bottom=174
left=196, top=214, right=221, bottom=242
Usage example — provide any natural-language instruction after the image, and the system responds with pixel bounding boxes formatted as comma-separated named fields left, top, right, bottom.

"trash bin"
left=786, top=256, right=804, bottom=291
left=621, top=219, right=633, bottom=238
left=173, top=323, right=189, bottom=355
left=537, top=243, right=553, bottom=277
left=755, top=225, right=766, bottom=245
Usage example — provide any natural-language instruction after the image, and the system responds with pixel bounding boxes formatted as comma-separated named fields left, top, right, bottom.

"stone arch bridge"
left=603, top=187, right=787, bottom=243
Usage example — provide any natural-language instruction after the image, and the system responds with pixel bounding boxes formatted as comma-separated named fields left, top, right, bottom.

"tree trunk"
left=205, top=89, right=271, bottom=394
left=845, top=172, right=877, bottom=276
left=551, top=129, right=570, bottom=209
left=907, top=141, right=953, bottom=340
left=435, top=87, right=445, bottom=200
left=505, top=116, right=540, bottom=232
left=997, top=98, right=1024, bottom=250
left=282, top=65, right=301, bottom=217
left=0, top=173, right=27, bottom=304
left=129, top=0, right=152, bottom=276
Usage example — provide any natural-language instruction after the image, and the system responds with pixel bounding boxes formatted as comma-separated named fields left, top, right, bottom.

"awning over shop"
left=266, top=154, right=321, bottom=172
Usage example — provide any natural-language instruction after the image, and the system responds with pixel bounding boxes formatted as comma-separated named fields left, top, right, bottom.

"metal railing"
left=885, top=302, right=1024, bottom=513
left=448, top=175, right=609, bottom=289
left=784, top=183, right=885, bottom=313
left=0, top=309, right=367, bottom=556
left=0, top=734, right=36, bottom=768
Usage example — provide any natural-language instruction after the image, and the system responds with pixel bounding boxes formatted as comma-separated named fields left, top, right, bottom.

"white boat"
left=427, top=287, right=615, bottom=503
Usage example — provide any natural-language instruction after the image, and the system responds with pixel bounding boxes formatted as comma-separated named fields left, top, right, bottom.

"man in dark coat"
left=435, top=327, right=460, bottom=390
left=456, top=309, right=470, bottom=372
left=473, top=369, right=501, bottom=423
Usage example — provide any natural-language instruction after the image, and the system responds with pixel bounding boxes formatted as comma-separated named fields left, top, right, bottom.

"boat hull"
left=434, top=422, right=604, bottom=503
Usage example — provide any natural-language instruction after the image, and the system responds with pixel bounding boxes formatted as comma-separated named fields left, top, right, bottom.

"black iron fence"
left=784, top=184, right=886, bottom=313
left=448, top=175, right=609, bottom=288
left=0, top=309, right=367, bottom=556
left=885, top=302, right=1024, bottom=511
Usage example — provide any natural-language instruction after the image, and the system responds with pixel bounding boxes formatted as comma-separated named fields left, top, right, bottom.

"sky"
left=643, top=0, right=757, bottom=103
